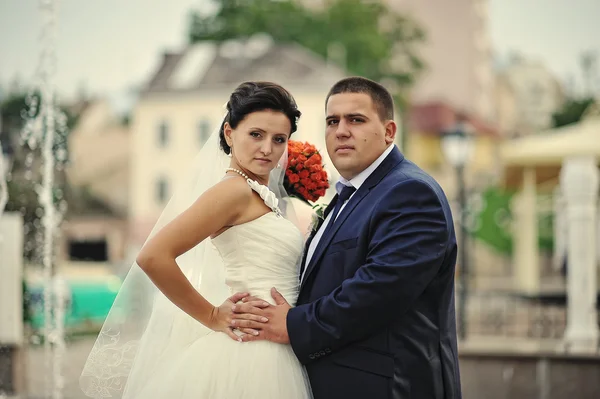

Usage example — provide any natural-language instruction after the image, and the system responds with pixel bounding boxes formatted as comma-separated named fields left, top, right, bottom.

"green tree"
left=552, top=50, right=598, bottom=128
left=1, top=92, right=75, bottom=261
left=551, top=97, right=595, bottom=128
left=188, top=0, right=425, bottom=105
left=0, top=93, right=76, bottom=168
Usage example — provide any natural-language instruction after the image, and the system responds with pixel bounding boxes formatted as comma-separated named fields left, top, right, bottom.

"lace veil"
left=79, top=113, right=295, bottom=398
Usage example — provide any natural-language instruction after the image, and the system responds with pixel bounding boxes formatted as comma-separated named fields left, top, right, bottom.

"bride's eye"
left=274, top=136, right=287, bottom=144
left=250, top=131, right=261, bottom=138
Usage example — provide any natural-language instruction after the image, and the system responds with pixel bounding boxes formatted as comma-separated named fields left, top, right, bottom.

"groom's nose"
left=335, top=120, right=351, bottom=138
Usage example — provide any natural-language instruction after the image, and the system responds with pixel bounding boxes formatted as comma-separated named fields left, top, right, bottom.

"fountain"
left=0, top=117, right=11, bottom=222
left=19, top=1, right=69, bottom=398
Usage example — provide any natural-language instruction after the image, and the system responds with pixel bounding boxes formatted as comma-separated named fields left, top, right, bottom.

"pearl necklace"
left=225, top=168, right=250, bottom=180
left=225, top=168, right=282, bottom=218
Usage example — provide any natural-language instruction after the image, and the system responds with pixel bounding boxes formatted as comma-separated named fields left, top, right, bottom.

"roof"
left=500, top=102, right=600, bottom=188
left=143, top=37, right=345, bottom=94
left=501, top=104, right=600, bottom=166
left=408, top=101, right=499, bottom=137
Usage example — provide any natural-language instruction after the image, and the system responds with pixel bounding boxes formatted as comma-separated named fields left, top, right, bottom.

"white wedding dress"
left=129, top=182, right=312, bottom=398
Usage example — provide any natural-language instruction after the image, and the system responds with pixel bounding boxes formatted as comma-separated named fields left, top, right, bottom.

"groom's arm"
left=287, top=178, right=450, bottom=364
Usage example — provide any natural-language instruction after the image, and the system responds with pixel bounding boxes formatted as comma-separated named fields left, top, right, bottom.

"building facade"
left=129, top=38, right=346, bottom=248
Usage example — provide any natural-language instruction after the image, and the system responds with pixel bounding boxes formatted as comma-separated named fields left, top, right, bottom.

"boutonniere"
left=308, top=203, right=328, bottom=235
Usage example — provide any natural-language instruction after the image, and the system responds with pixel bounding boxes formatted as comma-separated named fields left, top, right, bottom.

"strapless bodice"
left=212, top=212, right=304, bottom=305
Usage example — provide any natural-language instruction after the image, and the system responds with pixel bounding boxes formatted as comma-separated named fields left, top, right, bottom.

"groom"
left=232, top=77, right=462, bottom=398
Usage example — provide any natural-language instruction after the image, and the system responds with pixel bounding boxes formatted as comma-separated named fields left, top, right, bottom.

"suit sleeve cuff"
left=287, top=305, right=314, bottom=365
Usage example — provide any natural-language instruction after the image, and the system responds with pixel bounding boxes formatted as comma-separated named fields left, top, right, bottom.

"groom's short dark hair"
left=326, top=77, right=395, bottom=121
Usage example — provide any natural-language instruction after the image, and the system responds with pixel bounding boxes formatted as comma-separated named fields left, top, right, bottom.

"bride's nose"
left=260, top=141, right=273, bottom=156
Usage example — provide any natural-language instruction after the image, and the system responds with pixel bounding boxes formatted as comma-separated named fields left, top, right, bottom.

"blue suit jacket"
left=287, top=147, right=462, bottom=399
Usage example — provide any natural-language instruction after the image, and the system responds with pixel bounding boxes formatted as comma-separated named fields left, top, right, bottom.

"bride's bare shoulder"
left=200, top=176, right=253, bottom=206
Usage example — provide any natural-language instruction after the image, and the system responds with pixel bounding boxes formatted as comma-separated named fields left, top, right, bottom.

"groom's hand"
left=231, top=288, right=291, bottom=344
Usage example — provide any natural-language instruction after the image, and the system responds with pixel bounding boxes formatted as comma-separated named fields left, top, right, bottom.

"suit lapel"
left=300, top=189, right=369, bottom=287
left=298, top=198, right=339, bottom=279
left=300, top=147, right=405, bottom=291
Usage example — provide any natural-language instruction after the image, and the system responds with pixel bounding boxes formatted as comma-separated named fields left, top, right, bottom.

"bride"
left=80, top=81, right=312, bottom=398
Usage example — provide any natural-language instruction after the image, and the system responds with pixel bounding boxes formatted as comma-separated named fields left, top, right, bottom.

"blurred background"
left=1, top=0, right=599, bottom=398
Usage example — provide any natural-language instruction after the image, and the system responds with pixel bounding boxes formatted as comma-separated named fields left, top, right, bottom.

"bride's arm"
left=136, top=177, right=253, bottom=339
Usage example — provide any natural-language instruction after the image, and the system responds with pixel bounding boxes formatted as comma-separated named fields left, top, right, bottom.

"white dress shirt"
left=301, top=144, right=395, bottom=282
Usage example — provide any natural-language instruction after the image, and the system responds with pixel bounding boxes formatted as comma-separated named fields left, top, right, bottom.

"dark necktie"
left=321, top=185, right=356, bottom=238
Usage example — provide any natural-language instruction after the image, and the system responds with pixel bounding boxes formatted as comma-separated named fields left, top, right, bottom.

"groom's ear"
left=384, top=120, right=397, bottom=145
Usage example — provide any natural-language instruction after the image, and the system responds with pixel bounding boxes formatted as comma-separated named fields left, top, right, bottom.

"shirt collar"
left=335, top=144, right=395, bottom=194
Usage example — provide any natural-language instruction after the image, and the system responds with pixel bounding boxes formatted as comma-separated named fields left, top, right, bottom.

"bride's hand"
left=207, top=292, right=268, bottom=341
left=206, top=292, right=248, bottom=341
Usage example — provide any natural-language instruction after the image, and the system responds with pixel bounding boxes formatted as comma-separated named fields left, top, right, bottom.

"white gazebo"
left=500, top=103, right=600, bottom=352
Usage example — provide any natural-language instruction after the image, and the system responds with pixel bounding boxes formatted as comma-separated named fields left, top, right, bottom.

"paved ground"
left=23, top=336, right=95, bottom=399
left=16, top=320, right=600, bottom=398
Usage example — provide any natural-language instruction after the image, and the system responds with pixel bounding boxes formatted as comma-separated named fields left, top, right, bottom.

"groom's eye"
left=326, top=119, right=338, bottom=126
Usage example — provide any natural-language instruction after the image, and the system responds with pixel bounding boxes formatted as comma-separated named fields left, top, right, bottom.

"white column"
left=561, top=156, right=599, bottom=353
left=0, top=212, right=24, bottom=345
left=0, top=212, right=25, bottom=395
left=513, top=167, right=540, bottom=294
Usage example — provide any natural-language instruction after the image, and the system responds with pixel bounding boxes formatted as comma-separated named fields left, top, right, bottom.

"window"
left=156, top=177, right=169, bottom=204
left=68, top=239, right=108, bottom=262
left=157, top=120, right=169, bottom=148
left=199, top=119, right=211, bottom=146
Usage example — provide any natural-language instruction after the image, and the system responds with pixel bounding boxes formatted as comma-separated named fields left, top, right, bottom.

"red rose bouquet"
left=284, top=140, right=330, bottom=204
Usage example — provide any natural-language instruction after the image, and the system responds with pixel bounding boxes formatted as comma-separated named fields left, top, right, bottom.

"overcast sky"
left=1, top=0, right=598, bottom=101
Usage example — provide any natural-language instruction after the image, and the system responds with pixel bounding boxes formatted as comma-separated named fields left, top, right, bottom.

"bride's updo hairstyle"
left=219, top=81, right=302, bottom=155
